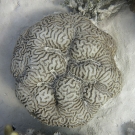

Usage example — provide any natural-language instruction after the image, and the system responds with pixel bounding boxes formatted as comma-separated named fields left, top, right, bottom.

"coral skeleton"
left=62, top=0, right=126, bottom=22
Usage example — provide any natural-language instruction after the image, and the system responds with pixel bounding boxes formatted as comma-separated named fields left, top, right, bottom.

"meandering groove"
left=11, top=13, right=122, bottom=128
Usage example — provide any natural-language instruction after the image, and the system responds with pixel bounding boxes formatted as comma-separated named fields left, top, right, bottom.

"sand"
left=0, top=0, right=135, bottom=135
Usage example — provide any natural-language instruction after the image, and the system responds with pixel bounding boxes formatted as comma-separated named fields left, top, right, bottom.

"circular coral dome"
left=11, top=13, right=122, bottom=128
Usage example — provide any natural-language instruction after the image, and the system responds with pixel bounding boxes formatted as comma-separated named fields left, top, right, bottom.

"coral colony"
left=11, top=13, right=122, bottom=128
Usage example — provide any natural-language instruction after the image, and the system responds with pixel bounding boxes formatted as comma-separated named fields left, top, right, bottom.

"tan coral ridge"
left=11, top=13, right=122, bottom=128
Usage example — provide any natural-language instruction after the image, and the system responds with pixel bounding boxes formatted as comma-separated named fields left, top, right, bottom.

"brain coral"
left=11, top=13, right=122, bottom=128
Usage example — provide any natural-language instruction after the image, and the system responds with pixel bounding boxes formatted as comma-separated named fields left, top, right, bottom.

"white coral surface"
left=11, top=13, right=122, bottom=128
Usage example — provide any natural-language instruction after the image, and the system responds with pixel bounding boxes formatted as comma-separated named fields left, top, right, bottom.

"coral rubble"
left=62, top=0, right=127, bottom=21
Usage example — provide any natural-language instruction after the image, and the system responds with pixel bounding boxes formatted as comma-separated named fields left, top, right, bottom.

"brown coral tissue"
left=11, top=13, right=122, bottom=128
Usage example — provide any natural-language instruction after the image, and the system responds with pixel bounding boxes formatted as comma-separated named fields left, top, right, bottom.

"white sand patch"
left=0, top=0, right=135, bottom=135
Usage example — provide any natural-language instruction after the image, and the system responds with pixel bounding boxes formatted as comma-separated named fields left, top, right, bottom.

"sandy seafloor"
left=0, top=0, right=135, bottom=135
